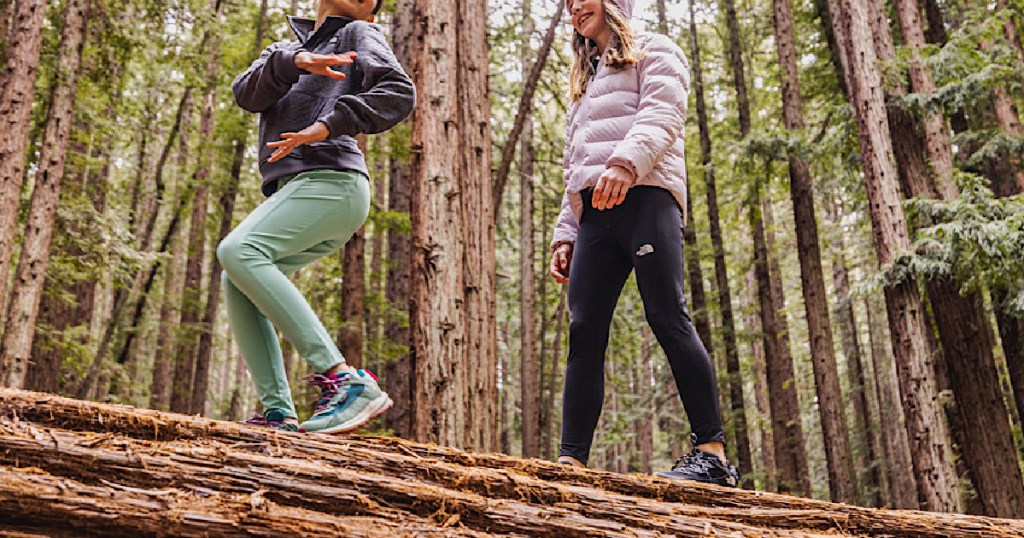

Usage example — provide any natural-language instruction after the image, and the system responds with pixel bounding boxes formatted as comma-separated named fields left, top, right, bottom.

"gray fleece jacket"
left=232, top=16, right=416, bottom=197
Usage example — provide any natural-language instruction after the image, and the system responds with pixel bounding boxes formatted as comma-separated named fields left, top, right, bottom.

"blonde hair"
left=569, top=0, right=637, bottom=101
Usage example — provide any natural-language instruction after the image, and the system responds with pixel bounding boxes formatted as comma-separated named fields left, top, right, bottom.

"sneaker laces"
left=303, top=372, right=353, bottom=415
left=672, top=446, right=716, bottom=473
left=243, top=412, right=268, bottom=426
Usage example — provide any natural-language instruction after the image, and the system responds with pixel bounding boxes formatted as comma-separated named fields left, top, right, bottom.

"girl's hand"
left=295, top=51, right=357, bottom=80
left=550, top=243, right=574, bottom=284
left=267, top=122, right=329, bottom=163
left=592, top=165, right=633, bottom=210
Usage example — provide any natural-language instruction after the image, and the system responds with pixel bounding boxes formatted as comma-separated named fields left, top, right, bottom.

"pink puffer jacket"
left=550, top=32, right=691, bottom=251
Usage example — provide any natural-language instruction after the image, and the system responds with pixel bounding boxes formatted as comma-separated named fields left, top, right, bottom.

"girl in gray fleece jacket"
left=220, top=0, right=415, bottom=435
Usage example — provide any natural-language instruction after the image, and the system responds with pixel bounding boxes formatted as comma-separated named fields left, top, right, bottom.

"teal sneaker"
left=298, top=370, right=393, bottom=434
left=242, top=408, right=299, bottom=432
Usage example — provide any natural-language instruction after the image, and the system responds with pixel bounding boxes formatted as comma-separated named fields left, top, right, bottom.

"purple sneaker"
left=242, top=408, right=299, bottom=432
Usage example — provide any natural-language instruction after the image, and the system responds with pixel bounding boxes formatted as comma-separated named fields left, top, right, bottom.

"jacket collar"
left=287, top=15, right=352, bottom=43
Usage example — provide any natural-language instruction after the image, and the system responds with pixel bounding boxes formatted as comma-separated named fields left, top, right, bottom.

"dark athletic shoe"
left=655, top=434, right=740, bottom=487
left=242, top=408, right=299, bottom=432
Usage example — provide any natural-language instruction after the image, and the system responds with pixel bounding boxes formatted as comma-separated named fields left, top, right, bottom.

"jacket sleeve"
left=318, top=23, right=417, bottom=138
left=232, top=42, right=304, bottom=113
left=550, top=123, right=579, bottom=252
left=606, top=35, right=690, bottom=182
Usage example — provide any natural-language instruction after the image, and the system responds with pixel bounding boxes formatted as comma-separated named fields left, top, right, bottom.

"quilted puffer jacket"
left=550, top=31, right=691, bottom=251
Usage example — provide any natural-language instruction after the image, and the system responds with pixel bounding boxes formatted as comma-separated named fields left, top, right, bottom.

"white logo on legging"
left=636, top=244, right=654, bottom=257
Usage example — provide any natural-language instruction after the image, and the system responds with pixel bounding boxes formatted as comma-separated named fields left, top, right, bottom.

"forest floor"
left=0, top=389, right=1022, bottom=537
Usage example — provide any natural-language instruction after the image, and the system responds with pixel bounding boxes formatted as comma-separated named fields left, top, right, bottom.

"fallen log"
left=1, top=389, right=1022, bottom=537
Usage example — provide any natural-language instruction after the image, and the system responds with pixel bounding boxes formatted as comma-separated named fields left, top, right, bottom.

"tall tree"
left=825, top=199, right=884, bottom=506
left=770, top=0, right=857, bottom=503
left=827, top=0, right=960, bottom=512
left=0, top=0, right=48, bottom=329
left=1, top=0, right=90, bottom=388
left=340, top=136, right=369, bottom=370
left=519, top=0, right=540, bottom=459
left=383, top=0, right=414, bottom=439
left=407, top=0, right=496, bottom=450
left=688, top=1, right=754, bottom=483
left=890, top=0, right=1024, bottom=516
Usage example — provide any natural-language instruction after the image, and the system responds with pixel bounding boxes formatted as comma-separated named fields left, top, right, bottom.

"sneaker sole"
left=315, top=393, right=394, bottom=435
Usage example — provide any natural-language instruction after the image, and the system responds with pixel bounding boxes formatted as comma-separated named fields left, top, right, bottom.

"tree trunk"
left=5, top=389, right=1024, bottom=538
left=150, top=99, right=194, bottom=410
left=744, top=269, right=777, bottom=491
left=407, top=0, right=496, bottom=451
left=519, top=0, right=539, bottom=458
left=544, top=290, right=566, bottom=460
left=366, top=144, right=387, bottom=373
left=825, top=200, right=884, bottom=507
left=770, top=0, right=857, bottom=503
left=171, top=1, right=223, bottom=412
left=637, top=328, right=654, bottom=474
left=0, top=0, right=89, bottom=388
left=892, top=0, right=1024, bottom=517
left=690, top=1, right=752, bottom=482
left=0, top=0, right=48, bottom=319
left=339, top=228, right=366, bottom=370
left=191, top=136, right=244, bottom=415
left=827, top=0, right=960, bottom=512
left=864, top=294, right=921, bottom=510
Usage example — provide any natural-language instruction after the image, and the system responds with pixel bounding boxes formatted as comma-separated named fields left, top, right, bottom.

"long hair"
left=569, top=0, right=637, bottom=101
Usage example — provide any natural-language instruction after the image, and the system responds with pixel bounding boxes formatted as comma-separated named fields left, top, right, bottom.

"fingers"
left=322, top=68, right=347, bottom=80
left=550, top=252, right=569, bottom=284
left=592, top=177, right=609, bottom=210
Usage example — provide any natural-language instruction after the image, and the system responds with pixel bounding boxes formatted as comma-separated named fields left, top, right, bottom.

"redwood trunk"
left=892, top=0, right=1024, bottom=516
left=520, top=107, right=539, bottom=458
left=340, top=225, right=366, bottom=369
left=689, top=1, right=752, bottom=480
left=191, top=136, right=244, bottom=415
left=0, top=0, right=89, bottom=388
left=383, top=0, right=413, bottom=440
left=771, top=0, right=856, bottom=503
left=0, top=0, right=48, bottom=318
left=827, top=0, right=960, bottom=512
left=408, top=0, right=496, bottom=450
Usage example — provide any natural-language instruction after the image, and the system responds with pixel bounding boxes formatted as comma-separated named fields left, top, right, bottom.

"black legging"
left=559, top=186, right=725, bottom=465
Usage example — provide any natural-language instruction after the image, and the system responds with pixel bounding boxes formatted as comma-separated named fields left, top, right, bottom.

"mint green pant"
left=218, top=170, right=370, bottom=418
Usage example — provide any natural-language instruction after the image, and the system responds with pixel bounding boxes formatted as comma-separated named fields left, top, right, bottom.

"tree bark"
left=407, top=0, right=497, bottom=450
left=825, top=200, right=884, bottom=507
left=190, top=136, right=244, bottom=415
left=770, top=0, right=857, bottom=503
left=340, top=227, right=366, bottom=370
left=892, top=0, right=1024, bottom=517
left=691, top=1, right=753, bottom=482
left=0, top=0, right=89, bottom=388
left=170, top=1, right=223, bottom=412
left=544, top=289, right=567, bottom=460
left=745, top=269, right=777, bottom=492
left=519, top=0, right=539, bottom=458
left=0, top=0, right=48, bottom=319
left=383, top=0, right=413, bottom=440
left=826, top=0, right=960, bottom=512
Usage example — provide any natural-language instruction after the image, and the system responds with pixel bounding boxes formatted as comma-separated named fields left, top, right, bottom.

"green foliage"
left=903, top=172, right=1024, bottom=313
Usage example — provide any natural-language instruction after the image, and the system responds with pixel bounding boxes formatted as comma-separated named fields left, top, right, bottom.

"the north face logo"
left=636, top=244, right=655, bottom=257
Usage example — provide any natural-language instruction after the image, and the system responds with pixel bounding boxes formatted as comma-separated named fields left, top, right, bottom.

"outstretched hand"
left=295, top=51, right=357, bottom=80
left=267, top=122, right=329, bottom=163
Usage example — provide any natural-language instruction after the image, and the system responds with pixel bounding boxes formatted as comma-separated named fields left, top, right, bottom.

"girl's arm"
left=317, top=22, right=417, bottom=138
left=232, top=43, right=305, bottom=113
left=605, top=35, right=690, bottom=181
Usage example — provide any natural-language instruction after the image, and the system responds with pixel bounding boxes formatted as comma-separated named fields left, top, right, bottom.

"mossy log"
left=1, top=389, right=1022, bottom=537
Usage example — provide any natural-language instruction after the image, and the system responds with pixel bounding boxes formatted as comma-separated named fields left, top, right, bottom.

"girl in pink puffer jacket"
left=549, top=0, right=739, bottom=487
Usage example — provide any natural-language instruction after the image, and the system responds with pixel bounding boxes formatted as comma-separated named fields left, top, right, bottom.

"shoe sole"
left=310, top=393, right=394, bottom=435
